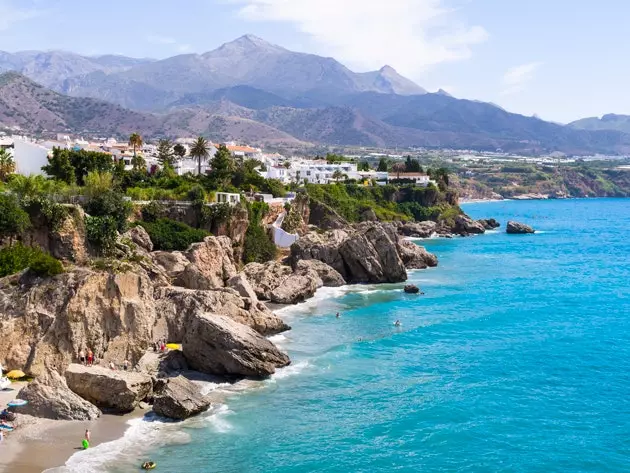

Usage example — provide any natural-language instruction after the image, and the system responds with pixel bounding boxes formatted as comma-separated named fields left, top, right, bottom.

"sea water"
left=59, top=198, right=630, bottom=473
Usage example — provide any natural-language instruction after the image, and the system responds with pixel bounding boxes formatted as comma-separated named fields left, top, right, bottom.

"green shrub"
left=86, top=216, right=119, bottom=256
left=243, top=201, right=276, bottom=264
left=0, top=194, right=30, bottom=241
left=136, top=218, right=208, bottom=251
left=141, top=201, right=165, bottom=223
left=0, top=243, right=63, bottom=278
left=84, top=190, right=132, bottom=232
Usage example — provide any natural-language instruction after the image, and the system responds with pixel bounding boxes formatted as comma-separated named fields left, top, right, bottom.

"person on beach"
left=123, top=359, right=129, bottom=371
left=109, top=361, right=116, bottom=370
left=87, top=349, right=93, bottom=366
left=79, top=349, right=86, bottom=365
left=160, top=340, right=166, bottom=352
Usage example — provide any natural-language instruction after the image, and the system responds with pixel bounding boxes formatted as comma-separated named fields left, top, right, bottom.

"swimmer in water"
left=336, top=312, right=340, bottom=318
left=394, top=320, right=402, bottom=327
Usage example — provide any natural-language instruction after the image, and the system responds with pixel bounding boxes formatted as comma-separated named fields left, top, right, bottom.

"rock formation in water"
left=152, top=375, right=212, bottom=420
left=506, top=221, right=535, bottom=234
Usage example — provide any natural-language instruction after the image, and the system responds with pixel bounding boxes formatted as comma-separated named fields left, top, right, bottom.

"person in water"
left=336, top=312, right=340, bottom=318
left=394, top=320, right=402, bottom=327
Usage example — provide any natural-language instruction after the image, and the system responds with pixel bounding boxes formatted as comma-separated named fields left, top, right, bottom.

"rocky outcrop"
left=123, top=226, right=154, bottom=253
left=243, top=261, right=322, bottom=304
left=478, top=218, right=500, bottom=230
left=152, top=375, right=212, bottom=420
left=295, top=260, right=345, bottom=287
left=506, top=221, right=535, bottom=234
left=179, top=236, right=237, bottom=289
left=227, top=273, right=258, bottom=301
left=453, top=215, right=486, bottom=235
left=182, top=313, right=290, bottom=377
left=399, top=221, right=437, bottom=238
left=397, top=239, right=438, bottom=269
left=135, top=350, right=189, bottom=378
left=65, top=364, right=152, bottom=413
left=151, top=251, right=189, bottom=278
left=0, top=268, right=157, bottom=376
left=291, top=222, right=410, bottom=284
left=404, top=284, right=420, bottom=294
left=14, top=372, right=101, bottom=421
left=154, top=286, right=288, bottom=338
left=308, top=200, right=349, bottom=230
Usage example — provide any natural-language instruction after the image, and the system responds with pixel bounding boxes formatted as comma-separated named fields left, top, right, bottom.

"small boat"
left=141, top=461, right=157, bottom=470
left=7, top=399, right=28, bottom=408
left=0, top=377, right=10, bottom=390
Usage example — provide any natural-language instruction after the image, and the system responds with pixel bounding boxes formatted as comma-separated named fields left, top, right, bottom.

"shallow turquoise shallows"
left=73, top=199, right=630, bottom=473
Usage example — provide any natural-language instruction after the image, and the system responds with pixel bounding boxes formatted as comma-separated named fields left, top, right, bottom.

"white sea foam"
left=269, top=360, right=310, bottom=381
left=198, top=380, right=232, bottom=396
left=205, top=404, right=234, bottom=433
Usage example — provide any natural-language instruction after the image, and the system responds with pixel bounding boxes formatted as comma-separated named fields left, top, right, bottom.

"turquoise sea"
left=55, top=198, right=630, bottom=473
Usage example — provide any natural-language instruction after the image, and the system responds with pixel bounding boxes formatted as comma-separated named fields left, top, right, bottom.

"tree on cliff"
left=209, top=144, right=235, bottom=188
left=405, top=156, right=422, bottom=173
left=173, top=143, right=187, bottom=159
left=0, top=148, right=15, bottom=182
left=42, top=148, right=76, bottom=185
left=0, top=194, right=30, bottom=244
left=189, top=137, right=210, bottom=176
left=129, top=133, right=143, bottom=157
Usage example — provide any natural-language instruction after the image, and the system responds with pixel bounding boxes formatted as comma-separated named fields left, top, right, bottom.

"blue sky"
left=0, top=0, right=627, bottom=123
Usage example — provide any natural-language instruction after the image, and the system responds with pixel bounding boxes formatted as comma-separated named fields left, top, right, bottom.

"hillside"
left=569, top=114, right=630, bottom=134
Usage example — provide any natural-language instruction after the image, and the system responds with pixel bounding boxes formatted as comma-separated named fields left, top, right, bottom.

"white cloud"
left=146, top=35, right=177, bottom=45
left=0, top=0, right=41, bottom=31
left=501, top=62, right=543, bottom=96
left=229, top=0, right=487, bottom=76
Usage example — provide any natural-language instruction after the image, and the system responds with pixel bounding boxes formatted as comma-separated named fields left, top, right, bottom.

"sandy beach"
left=0, top=380, right=143, bottom=473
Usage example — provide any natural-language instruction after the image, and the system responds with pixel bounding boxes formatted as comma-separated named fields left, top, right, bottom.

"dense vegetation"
left=0, top=243, right=63, bottom=278
left=243, top=202, right=277, bottom=264
left=135, top=219, right=209, bottom=251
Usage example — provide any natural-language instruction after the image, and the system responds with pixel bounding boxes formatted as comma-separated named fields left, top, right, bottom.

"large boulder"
left=154, top=286, right=289, bottom=338
left=175, top=263, right=216, bottom=290
left=453, top=215, right=486, bottom=235
left=290, top=230, right=348, bottom=275
left=123, top=226, right=153, bottom=252
left=399, top=221, right=438, bottom=238
left=152, top=375, right=211, bottom=420
left=242, top=261, right=322, bottom=304
left=65, top=364, right=153, bottom=413
left=397, top=239, right=438, bottom=269
left=295, top=260, right=345, bottom=287
left=337, top=224, right=407, bottom=283
left=151, top=251, right=189, bottom=278
left=308, top=200, right=349, bottom=230
left=478, top=218, right=500, bottom=230
left=506, top=221, right=535, bottom=234
left=242, top=262, right=293, bottom=300
left=14, top=372, right=101, bottom=421
left=183, top=236, right=237, bottom=288
left=227, top=273, right=258, bottom=302
left=182, top=313, right=290, bottom=377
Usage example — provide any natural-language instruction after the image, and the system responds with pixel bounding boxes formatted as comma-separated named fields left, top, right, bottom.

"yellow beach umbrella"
left=6, top=370, right=25, bottom=379
left=166, top=343, right=180, bottom=350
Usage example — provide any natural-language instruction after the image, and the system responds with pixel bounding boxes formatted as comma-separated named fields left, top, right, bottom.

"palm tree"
left=189, top=136, right=210, bottom=175
left=129, top=133, right=143, bottom=157
left=0, top=148, right=16, bottom=182
left=332, top=169, right=344, bottom=182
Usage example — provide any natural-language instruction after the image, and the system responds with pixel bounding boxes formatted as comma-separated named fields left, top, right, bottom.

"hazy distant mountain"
left=569, top=114, right=630, bottom=133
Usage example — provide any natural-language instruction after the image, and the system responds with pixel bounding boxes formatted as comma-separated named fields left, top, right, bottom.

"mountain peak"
left=379, top=65, right=397, bottom=74
left=222, top=34, right=283, bottom=51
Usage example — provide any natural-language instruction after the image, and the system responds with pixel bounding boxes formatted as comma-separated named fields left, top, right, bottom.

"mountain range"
left=1, top=35, right=630, bottom=154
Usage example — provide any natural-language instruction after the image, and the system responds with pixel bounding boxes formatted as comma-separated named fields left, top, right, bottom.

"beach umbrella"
left=6, top=370, right=24, bottom=379
left=7, top=399, right=28, bottom=407
left=166, top=343, right=180, bottom=350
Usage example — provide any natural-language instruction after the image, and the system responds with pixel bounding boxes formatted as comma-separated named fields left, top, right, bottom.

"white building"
left=391, top=172, right=436, bottom=187
left=3, top=137, right=49, bottom=175
left=263, top=160, right=360, bottom=184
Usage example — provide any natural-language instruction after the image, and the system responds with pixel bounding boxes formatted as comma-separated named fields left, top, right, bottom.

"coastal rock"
left=506, top=221, right=535, bottom=234
left=308, top=200, right=349, bottom=230
left=338, top=224, right=407, bottom=283
left=154, top=286, right=289, bottom=338
left=175, top=263, right=216, bottom=290
left=270, top=271, right=322, bottom=304
left=65, top=364, right=152, bottom=413
left=399, top=221, right=438, bottom=238
left=404, top=284, right=420, bottom=294
left=182, top=313, right=291, bottom=377
left=289, top=230, right=348, bottom=275
left=360, top=208, right=378, bottom=222
left=152, top=375, right=211, bottom=420
left=14, top=371, right=101, bottom=421
left=295, top=259, right=345, bottom=287
left=453, top=215, right=486, bottom=235
left=227, top=273, right=258, bottom=301
left=184, top=236, right=237, bottom=288
left=135, top=350, right=189, bottom=377
left=478, top=218, right=500, bottom=230
left=242, top=261, right=293, bottom=300
left=123, top=226, right=153, bottom=252
left=151, top=251, right=189, bottom=278
left=397, top=239, right=438, bottom=269
left=0, top=267, right=157, bottom=376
